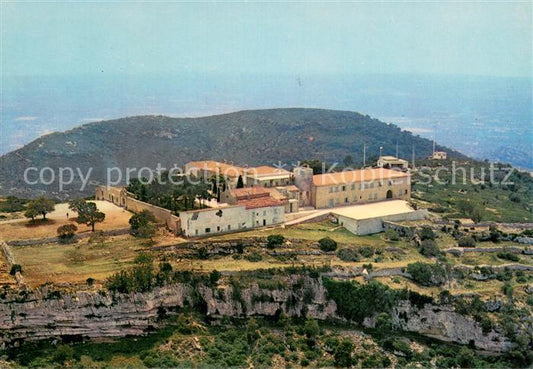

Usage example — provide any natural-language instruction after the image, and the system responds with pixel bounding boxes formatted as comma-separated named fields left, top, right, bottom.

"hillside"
left=0, top=108, right=464, bottom=198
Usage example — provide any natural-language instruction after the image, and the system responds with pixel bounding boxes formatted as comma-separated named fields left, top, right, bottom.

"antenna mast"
left=363, top=143, right=366, bottom=168
left=396, top=141, right=399, bottom=158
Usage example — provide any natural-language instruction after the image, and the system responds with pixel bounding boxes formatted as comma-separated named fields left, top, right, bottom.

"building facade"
left=310, top=168, right=410, bottom=209
left=179, top=202, right=285, bottom=237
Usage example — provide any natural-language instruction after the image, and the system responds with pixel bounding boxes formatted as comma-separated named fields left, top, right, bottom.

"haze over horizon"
left=1, top=2, right=532, bottom=167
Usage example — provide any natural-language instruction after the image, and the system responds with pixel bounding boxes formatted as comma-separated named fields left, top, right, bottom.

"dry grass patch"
left=0, top=201, right=133, bottom=241
left=11, top=234, right=148, bottom=286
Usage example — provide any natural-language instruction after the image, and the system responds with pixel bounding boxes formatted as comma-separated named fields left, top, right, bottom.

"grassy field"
left=11, top=234, right=145, bottom=286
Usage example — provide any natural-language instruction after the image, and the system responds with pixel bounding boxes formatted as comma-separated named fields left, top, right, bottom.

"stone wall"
left=96, top=186, right=180, bottom=235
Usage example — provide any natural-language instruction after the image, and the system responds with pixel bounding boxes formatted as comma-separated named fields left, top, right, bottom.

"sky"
left=2, top=1, right=532, bottom=78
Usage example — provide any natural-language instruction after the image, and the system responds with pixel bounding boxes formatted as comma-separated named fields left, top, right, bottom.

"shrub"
left=385, top=228, right=400, bottom=241
left=333, top=338, right=355, bottom=367
left=267, top=234, right=285, bottom=249
left=129, top=210, right=157, bottom=238
left=359, top=247, right=375, bottom=258
left=497, top=252, right=520, bottom=262
left=86, top=277, right=95, bottom=286
left=52, top=344, right=74, bottom=364
left=337, top=248, right=359, bottom=262
left=245, top=252, right=263, bottom=262
left=418, top=239, right=441, bottom=257
left=419, top=226, right=436, bottom=241
left=9, top=264, right=22, bottom=275
left=197, top=247, right=209, bottom=259
left=406, top=262, right=447, bottom=286
left=458, top=236, right=476, bottom=247
left=209, top=270, right=221, bottom=285
left=57, top=224, right=78, bottom=243
left=318, top=237, right=337, bottom=252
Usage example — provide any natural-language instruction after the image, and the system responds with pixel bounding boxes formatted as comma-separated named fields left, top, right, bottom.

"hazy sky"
left=2, top=2, right=532, bottom=78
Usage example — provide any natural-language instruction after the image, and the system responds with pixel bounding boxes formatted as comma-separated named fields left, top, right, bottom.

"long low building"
left=331, top=200, right=427, bottom=235
left=179, top=196, right=285, bottom=237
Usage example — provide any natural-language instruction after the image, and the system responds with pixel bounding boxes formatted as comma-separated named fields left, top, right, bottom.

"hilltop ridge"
left=0, top=108, right=464, bottom=198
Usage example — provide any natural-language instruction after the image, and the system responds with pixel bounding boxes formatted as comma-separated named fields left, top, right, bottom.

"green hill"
left=0, top=108, right=464, bottom=198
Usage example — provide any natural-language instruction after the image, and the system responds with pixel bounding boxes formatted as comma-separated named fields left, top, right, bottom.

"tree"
left=25, top=196, right=55, bottom=220
left=57, top=224, right=78, bottom=243
left=24, top=207, right=39, bottom=222
left=129, top=210, right=157, bottom=238
left=0, top=196, right=26, bottom=213
left=75, top=201, right=105, bottom=231
left=68, top=198, right=88, bottom=214
left=267, top=234, right=285, bottom=249
left=236, top=175, right=244, bottom=189
left=458, top=236, right=476, bottom=247
left=333, top=338, right=355, bottom=367
left=318, top=237, right=337, bottom=252
left=418, top=239, right=441, bottom=257
left=210, top=270, right=221, bottom=285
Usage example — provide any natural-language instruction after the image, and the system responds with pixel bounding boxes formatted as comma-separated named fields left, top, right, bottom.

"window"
left=205, top=228, right=211, bottom=233
left=342, top=185, right=346, bottom=191
left=405, top=189, right=408, bottom=195
left=217, top=226, right=220, bottom=231
left=195, top=229, right=198, bottom=235
left=345, top=197, right=348, bottom=203
left=228, top=225, right=231, bottom=230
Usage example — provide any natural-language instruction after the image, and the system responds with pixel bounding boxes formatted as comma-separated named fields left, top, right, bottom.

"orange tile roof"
left=313, top=168, right=409, bottom=187
left=238, top=196, right=286, bottom=209
left=245, top=166, right=291, bottom=177
left=187, top=161, right=244, bottom=177
left=231, top=187, right=272, bottom=199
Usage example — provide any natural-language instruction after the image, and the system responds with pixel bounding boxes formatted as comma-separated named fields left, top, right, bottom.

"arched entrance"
left=386, top=190, right=393, bottom=199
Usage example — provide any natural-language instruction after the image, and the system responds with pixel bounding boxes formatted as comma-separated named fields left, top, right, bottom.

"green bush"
left=209, top=270, right=221, bottom=285
left=318, top=237, right=337, bottom=252
left=267, top=234, right=285, bottom=249
left=418, top=239, right=441, bottom=257
left=57, top=224, right=78, bottom=242
left=245, top=252, right=263, bottom=262
left=497, top=252, right=520, bottom=262
left=9, top=264, right=22, bottom=275
left=406, top=262, right=447, bottom=286
left=337, top=248, right=359, bottom=262
left=384, top=228, right=400, bottom=241
left=359, top=247, right=375, bottom=258
left=333, top=338, right=355, bottom=367
left=458, top=236, right=476, bottom=247
left=52, top=344, right=74, bottom=364
left=419, top=226, right=436, bottom=241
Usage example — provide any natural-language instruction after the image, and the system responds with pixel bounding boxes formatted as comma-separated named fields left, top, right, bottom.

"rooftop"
left=238, top=196, right=286, bottom=210
left=245, top=165, right=291, bottom=178
left=313, top=168, right=409, bottom=187
left=331, top=200, right=415, bottom=220
left=231, top=187, right=272, bottom=199
left=187, top=160, right=244, bottom=177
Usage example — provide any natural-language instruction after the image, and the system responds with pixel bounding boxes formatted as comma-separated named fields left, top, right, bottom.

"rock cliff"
left=0, top=276, right=513, bottom=352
